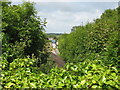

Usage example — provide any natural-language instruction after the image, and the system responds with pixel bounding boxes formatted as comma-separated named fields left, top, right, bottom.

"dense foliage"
left=58, top=7, right=119, bottom=67
left=1, top=58, right=119, bottom=89
left=2, top=2, right=48, bottom=65
left=1, top=1, right=120, bottom=89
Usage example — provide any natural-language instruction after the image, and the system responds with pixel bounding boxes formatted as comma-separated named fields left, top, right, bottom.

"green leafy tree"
left=2, top=2, right=48, bottom=65
left=58, top=7, right=119, bottom=67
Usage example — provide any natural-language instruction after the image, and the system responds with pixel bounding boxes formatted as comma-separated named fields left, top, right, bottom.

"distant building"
left=48, top=38, right=57, bottom=49
left=52, top=39, right=56, bottom=48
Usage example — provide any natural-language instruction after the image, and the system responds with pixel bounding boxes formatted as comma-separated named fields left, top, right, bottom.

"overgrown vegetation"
left=1, top=1, right=120, bottom=89
left=1, top=58, right=119, bottom=88
left=58, top=7, right=120, bottom=68
left=2, top=2, right=48, bottom=65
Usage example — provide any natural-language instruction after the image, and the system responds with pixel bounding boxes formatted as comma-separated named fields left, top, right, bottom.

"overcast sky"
left=11, top=1, right=118, bottom=33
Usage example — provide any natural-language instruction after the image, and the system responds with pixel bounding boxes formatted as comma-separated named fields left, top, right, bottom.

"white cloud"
left=37, top=8, right=103, bottom=33
left=38, top=11, right=73, bottom=33
left=10, top=2, right=118, bottom=33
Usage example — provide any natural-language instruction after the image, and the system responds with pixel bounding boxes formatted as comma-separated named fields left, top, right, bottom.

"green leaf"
left=81, top=80, right=86, bottom=85
left=102, top=76, right=106, bottom=83
left=5, top=82, right=15, bottom=88
left=92, top=85, right=98, bottom=88
left=30, top=82, right=37, bottom=88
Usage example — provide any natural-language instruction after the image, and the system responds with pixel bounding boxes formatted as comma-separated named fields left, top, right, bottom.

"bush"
left=58, top=7, right=119, bottom=67
left=1, top=58, right=120, bottom=89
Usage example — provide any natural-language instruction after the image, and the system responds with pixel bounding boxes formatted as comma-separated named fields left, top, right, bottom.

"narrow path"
left=47, top=39, right=65, bottom=67
left=50, top=49, right=65, bottom=67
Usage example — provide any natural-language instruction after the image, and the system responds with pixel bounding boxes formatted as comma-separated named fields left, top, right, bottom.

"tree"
left=58, top=8, right=119, bottom=67
left=2, top=2, right=48, bottom=66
